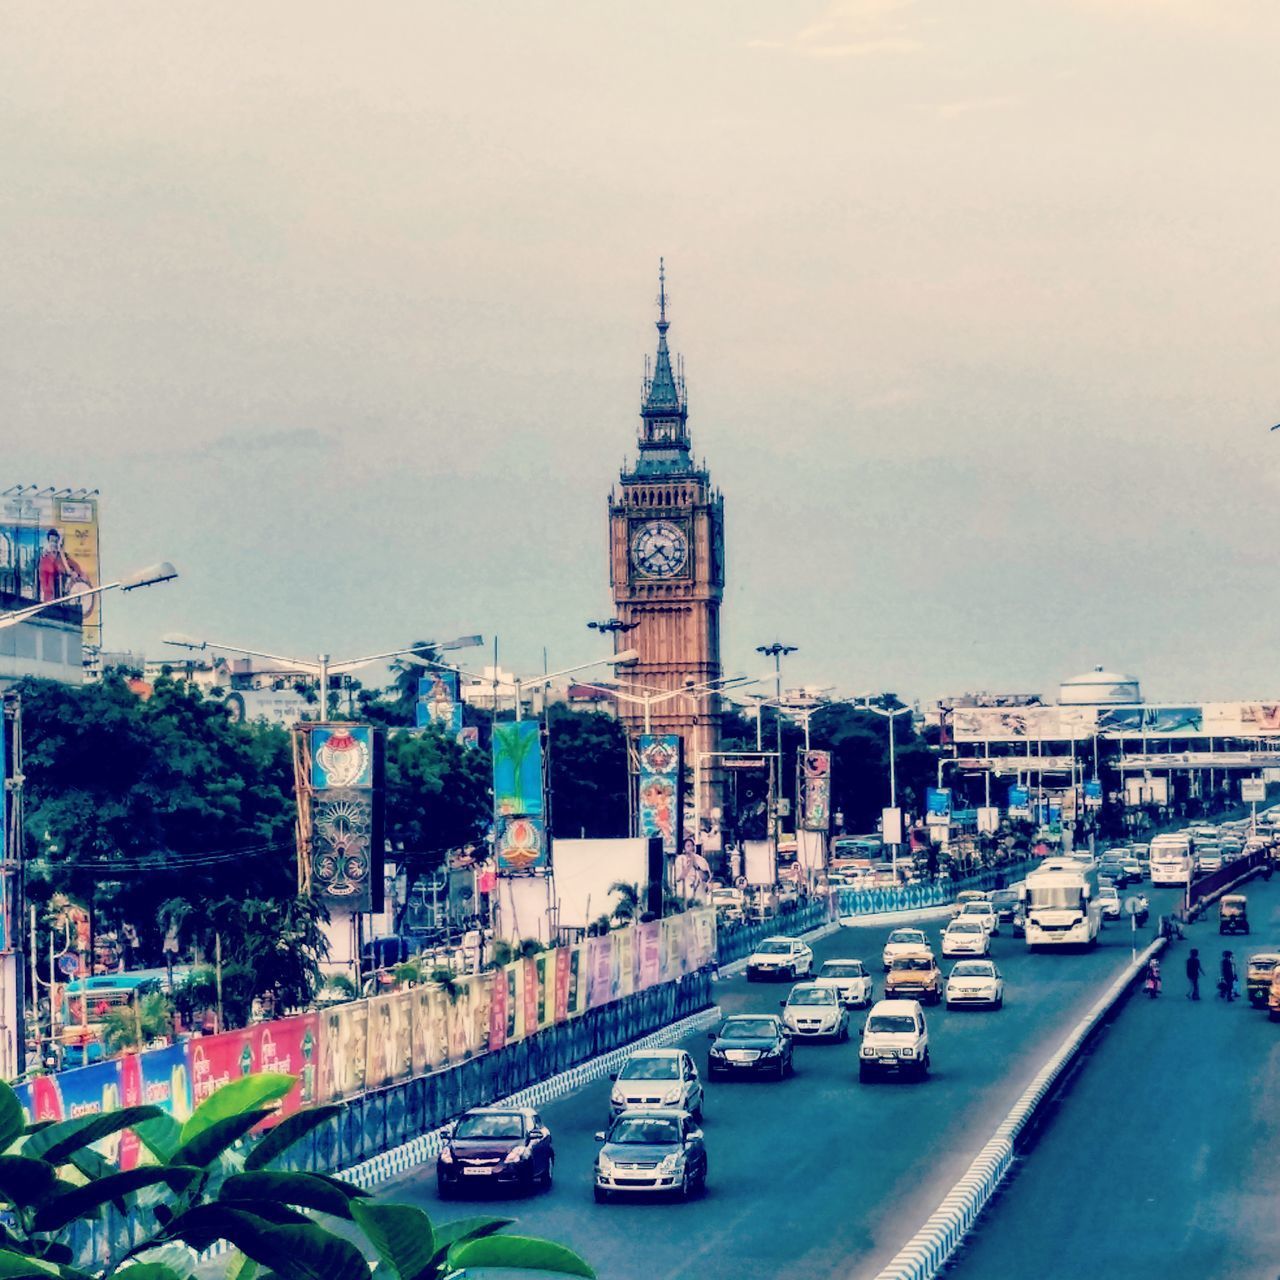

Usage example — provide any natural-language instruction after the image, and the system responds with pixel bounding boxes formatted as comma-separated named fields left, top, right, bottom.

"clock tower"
left=608, top=262, right=725, bottom=824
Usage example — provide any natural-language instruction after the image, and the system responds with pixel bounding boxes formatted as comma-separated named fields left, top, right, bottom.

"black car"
left=1098, top=860, right=1132, bottom=889
left=707, top=1014, right=794, bottom=1081
left=437, top=1107, right=554, bottom=1197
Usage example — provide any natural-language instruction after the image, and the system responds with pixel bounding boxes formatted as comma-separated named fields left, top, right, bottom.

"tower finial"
left=657, top=257, right=667, bottom=328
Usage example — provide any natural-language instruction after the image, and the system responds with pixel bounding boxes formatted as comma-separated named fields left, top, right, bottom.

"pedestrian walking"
left=1143, top=957, right=1162, bottom=999
left=1185, top=947, right=1204, bottom=1000
left=1219, top=950, right=1238, bottom=1002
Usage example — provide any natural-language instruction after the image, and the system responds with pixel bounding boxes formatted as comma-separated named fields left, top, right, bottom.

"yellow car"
left=884, top=950, right=942, bottom=1006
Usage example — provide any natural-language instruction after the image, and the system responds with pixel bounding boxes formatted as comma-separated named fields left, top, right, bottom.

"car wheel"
left=994, top=995, right=1004, bottom=1010
left=594, top=1186, right=610, bottom=1204
left=859, top=1064, right=871, bottom=1083
left=946, top=1001, right=956, bottom=1011
left=437, top=1177, right=453, bottom=1200
left=678, top=1170, right=693, bottom=1202
left=541, top=1157, right=554, bottom=1190
left=838, top=1022, right=849, bottom=1043
left=692, top=1098, right=704, bottom=1122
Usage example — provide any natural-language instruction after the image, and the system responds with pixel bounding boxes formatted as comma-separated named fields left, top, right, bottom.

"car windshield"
left=888, top=931, right=924, bottom=945
left=868, top=1015, right=916, bottom=1034
left=722, top=1018, right=776, bottom=1038
left=1099, top=887, right=1118, bottom=898
left=788, top=989, right=835, bottom=1006
left=951, top=962, right=993, bottom=977
left=821, top=963, right=863, bottom=977
left=619, top=1056, right=679, bottom=1080
left=961, top=904, right=991, bottom=915
left=892, top=957, right=932, bottom=972
left=756, top=941, right=793, bottom=955
left=949, top=921, right=983, bottom=933
left=455, top=1113, right=524, bottom=1140
left=609, top=1118, right=680, bottom=1145
left=1249, top=959, right=1278, bottom=972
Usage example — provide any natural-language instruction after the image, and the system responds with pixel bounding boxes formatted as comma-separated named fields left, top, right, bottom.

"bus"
left=1022, top=858, right=1102, bottom=949
left=1149, top=834, right=1194, bottom=887
left=59, top=968, right=188, bottom=1066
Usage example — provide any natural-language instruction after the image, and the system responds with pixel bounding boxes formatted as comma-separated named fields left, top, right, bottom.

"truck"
left=1022, top=857, right=1101, bottom=949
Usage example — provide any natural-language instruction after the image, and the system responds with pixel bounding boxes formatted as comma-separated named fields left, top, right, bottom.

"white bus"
left=1149, top=834, right=1194, bottom=886
left=1022, top=858, right=1102, bottom=949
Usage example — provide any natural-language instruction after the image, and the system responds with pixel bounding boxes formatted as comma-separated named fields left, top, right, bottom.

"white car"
left=1196, top=848, right=1223, bottom=873
left=780, top=982, right=850, bottom=1041
left=941, top=919, right=991, bottom=958
left=957, top=901, right=999, bottom=935
left=609, top=1049, right=703, bottom=1119
left=1096, top=884, right=1122, bottom=919
left=746, top=936, right=814, bottom=982
left=945, top=960, right=1005, bottom=1010
left=858, top=999, right=930, bottom=1081
left=882, top=928, right=930, bottom=971
left=814, top=959, right=874, bottom=1008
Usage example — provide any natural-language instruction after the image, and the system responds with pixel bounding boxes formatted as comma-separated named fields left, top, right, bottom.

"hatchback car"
left=958, top=901, right=999, bottom=935
left=1096, top=884, right=1122, bottom=919
left=941, top=918, right=991, bottom=958
left=746, top=936, right=814, bottom=982
left=945, top=959, right=1005, bottom=1010
left=707, top=1014, right=793, bottom=1080
left=882, top=928, right=930, bottom=970
left=884, top=951, right=942, bottom=1004
left=779, top=982, right=849, bottom=1041
left=858, top=999, right=929, bottom=1081
left=609, top=1049, right=703, bottom=1119
left=437, top=1107, right=554, bottom=1197
left=814, top=958, right=874, bottom=1008
left=594, top=1108, right=707, bottom=1202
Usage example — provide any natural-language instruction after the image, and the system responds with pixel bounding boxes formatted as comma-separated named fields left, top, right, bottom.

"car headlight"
left=709, top=1046, right=726, bottom=1058
left=597, top=1152, right=614, bottom=1175
left=610, top=1087, right=625, bottom=1104
left=439, top=1146, right=454, bottom=1164
left=760, top=1044, right=780, bottom=1058
left=504, top=1145, right=530, bottom=1163
left=861, top=1046, right=875, bottom=1058
left=901, top=1047, right=915, bottom=1058
left=657, top=1152, right=684, bottom=1174
left=662, top=1087, right=682, bottom=1104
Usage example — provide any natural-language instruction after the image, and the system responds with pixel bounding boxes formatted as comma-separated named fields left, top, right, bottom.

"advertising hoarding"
left=492, top=721, right=544, bottom=817
left=1241, top=777, right=1266, bottom=802
left=800, top=749, right=832, bottom=831
left=496, top=815, right=548, bottom=875
left=881, top=806, right=903, bottom=845
left=925, top=788, right=952, bottom=825
left=416, top=671, right=463, bottom=735
left=637, top=735, right=682, bottom=856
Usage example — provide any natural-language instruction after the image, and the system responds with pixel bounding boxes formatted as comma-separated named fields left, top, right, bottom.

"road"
left=945, top=871, right=1280, bottom=1280
left=380, top=887, right=1184, bottom=1280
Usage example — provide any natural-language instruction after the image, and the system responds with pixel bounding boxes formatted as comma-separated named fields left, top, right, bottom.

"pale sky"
left=5, top=0, right=1280, bottom=705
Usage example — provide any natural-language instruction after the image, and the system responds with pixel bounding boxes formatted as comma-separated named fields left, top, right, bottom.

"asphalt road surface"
left=945, top=871, right=1280, bottom=1280
left=380, top=889, right=1185, bottom=1280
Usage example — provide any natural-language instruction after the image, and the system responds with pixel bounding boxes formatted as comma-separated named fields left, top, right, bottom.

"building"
left=606, top=264, right=725, bottom=819
left=0, top=594, right=83, bottom=691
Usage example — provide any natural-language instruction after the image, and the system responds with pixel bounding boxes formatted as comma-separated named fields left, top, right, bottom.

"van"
left=858, top=999, right=929, bottom=1082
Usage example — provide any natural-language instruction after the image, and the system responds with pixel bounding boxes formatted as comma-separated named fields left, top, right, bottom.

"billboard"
left=1096, top=706, right=1203, bottom=735
left=492, top=721, right=544, bottom=817
left=637, top=735, right=682, bottom=856
left=800, top=750, right=832, bottom=831
left=729, top=758, right=771, bottom=840
left=416, top=671, right=463, bottom=735
left=496, top=815, right=548, bottom=875
left=925, top=788, right=952, bottom=824
left=311, top=725, right=376, bottom=790
left=0, top=490, right=102, bottom=649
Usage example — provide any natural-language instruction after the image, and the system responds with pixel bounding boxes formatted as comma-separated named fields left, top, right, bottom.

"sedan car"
left=945, top=959, right=1005, bottom=1010
left=594, top=1108, right=707, bottom=1202
left=1096, top=884, right=1122, bottom=919
left=882, top=928, right=930, bottom=971
left=815, top=958, right=874, bottom=1008
left=941, top=918, right=991, bottom=958
left=1098, top=859, right=1132, bottom=888
left=780, top=982, right=849, bottom=1041
left=957, top=901, right=999, bottom=935
left=884, top=951, right=942, bottom=1005
left=609, top=1048, right=703, bottom=1119
left=746, top=936, right=814, bottom=982
left=437, top=1107, right=554, bottom=1197
left=707, top=1014, right=794, bottom=1080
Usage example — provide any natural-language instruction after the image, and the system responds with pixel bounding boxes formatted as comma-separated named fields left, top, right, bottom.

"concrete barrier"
left=869, top=936, right=1166, bottom=1280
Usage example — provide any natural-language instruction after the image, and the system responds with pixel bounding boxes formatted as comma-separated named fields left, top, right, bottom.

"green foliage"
left=0, top=1073, right=593, bottom=1280
left=544, top=705, right=628, bottom=838
left=607, top=881, right=641, bottom=925
left=101, top=991, right=173, bottom=1054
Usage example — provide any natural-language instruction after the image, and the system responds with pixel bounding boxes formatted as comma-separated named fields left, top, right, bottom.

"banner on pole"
left=637, top=735, right=682, bottom=856
left=800, top=750, right=832, bottom=831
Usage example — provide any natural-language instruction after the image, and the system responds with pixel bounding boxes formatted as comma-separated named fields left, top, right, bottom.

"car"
left=941, top=918, right=991, bottom=958
left=884, top=950, right=942, bottom=1005
left=957, top=901, right=999, bottom=935
left=814, top=958, right=874, bottom=1008
left=436, top=1107, right=554, bottom=1197
left=746, top=936, right=813, bottom=981
left=945, top=959, right=1005, bottom=1010
left=779, top=982, right=850, bottom=1041
left=1096, top=884, right=1122, bottom=920
left=593, top=1108, right=707, bottom=1202
left=609, top=1049, right=703, bottom=1119
left=1197, top=847, right=1223, bottom=873
left=882, top=928, right=930, bottom=970
left=710, top=888, right=745, bottom=925
left=858, top=999, right=930, bottom=1081
left=951, top=889, right=991, bottom=918
left=989, top=886, right=1022, bottom=924
left=1097, top=858, right=1132, bottom=888
left=706, top=1013, right=794, bottom=1080
left=1120, top=854, right=1144, bottom=881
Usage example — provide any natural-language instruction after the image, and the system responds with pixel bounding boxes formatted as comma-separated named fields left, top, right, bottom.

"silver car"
left=594, top=1108, right=708, bottom=1202
left=609, top=1049, right=703, bottom=1120
left=780, top=982, right=850, bottom=1041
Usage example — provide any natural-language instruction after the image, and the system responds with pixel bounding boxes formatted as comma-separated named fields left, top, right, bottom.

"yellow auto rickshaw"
left=1269, top=967, right=1280, bottom=1021
left=1219, top=894, right=1249, bottom=936
left=1246, top=952, right=1280, bottom=1007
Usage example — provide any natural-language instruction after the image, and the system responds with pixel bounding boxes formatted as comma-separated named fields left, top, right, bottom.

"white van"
left=858, top=999, right=929, bottom=1082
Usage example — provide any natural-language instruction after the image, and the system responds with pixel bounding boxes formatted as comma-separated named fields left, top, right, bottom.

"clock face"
left=631, top=520, right=689, bottom=579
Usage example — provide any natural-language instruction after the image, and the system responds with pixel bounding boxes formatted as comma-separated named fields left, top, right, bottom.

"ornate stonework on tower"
left=608, top=262, right=724, bottom=825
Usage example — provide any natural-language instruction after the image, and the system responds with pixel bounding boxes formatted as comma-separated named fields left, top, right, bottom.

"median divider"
left=870, top=935, right=1166, bottom=1280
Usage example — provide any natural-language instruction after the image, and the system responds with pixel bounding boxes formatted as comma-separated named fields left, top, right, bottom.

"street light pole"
left=756, top=644, right=797, bottom=855
left=0, top=561, right=179, bottom=632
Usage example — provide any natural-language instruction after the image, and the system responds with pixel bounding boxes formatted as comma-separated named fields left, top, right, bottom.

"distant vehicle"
left=609, top=1049, right=703, bottom=1119
left=941, top=919, right=991, bottom=958
left=1023, top=857, right=1102, bottom=949
left=745, top=937, right=813, bottom=982
left=779, top=982, right=850, bottom=1041
left=945, top=960, right=1005, bottom=1011
left=1218, top=894, right=1249, bottom=936
left=1119, top=854, right=1145, bottom=881
left=884, top=952, right=942, bottom=1005
left=1150, top=835, right=1194, bottom=887
left=832, top=835, right=883, bottom=865
left=858, top=999, right=930, bottom=1081
left=711, top=888, right=746, bottom=924
left=1096, top=884, right=1122, bottom=920
left=594, top=1109, right=707, bottom=1202
left=437, top=1107, right=554, bottom=1197
left=61, top=968, right=192, bottom=1066
left=1246, top=953, right=1280, bottom=1007
left=989, top=887, right=1022, bottom=924
left=958, top=901, right=999, bottom=935
left=951, top=889, right=990, bottom=918
left=882, top=928, right=930, bottom=971
left=706, top=1014, right=793, bottom=1080
left=814, top=958, right=874, bottom=1008
left=1097, top=857, right=1132, bottom=889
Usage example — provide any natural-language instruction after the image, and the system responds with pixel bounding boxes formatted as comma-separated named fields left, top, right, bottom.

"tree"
left=0, top=1071, right=595, bottom=1279
left=545, top=704, right=629, bottom=838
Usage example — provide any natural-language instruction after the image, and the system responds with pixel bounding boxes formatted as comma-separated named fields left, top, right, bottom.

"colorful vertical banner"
left=637, top=735, right=683, bottom=856
left=639, top=921, right=662, bottom=989
left=416, top=671, right=463, bottom=734
left=800, top=750, right=832, bottom=831
left=495, top=816, right=548, bottom=874
left=554, top=947, right=571, bottom=1023
left=488, top=970, right=507, bottom=1052
left=492, top=722, right=545, bottom=817
left=925, top=787, right=952, bottom=825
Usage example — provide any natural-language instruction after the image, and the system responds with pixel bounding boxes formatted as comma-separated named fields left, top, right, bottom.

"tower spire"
left=638, top=259, right=690, bottom=470
left=658, top=256, right=668, bottom=329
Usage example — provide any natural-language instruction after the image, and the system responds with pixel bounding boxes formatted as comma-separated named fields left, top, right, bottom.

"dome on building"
left=1058, top=665, right=1142, bottom=706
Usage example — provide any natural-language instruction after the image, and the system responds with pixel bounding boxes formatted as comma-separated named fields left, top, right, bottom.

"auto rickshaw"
left=1246, top=952, right=1280, bottom=1007
left=1269, top=967, right=1280, bottom=1022
left=1219, top=894, right=1250, bottom=935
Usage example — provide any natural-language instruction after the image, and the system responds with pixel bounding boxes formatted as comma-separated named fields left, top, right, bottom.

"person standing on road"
left=1185, top=948, right=1204, bottom=1000
left=1143, top=957, right=1162, bottom=999
left=1219, top=950, right=1238, bottom=1002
